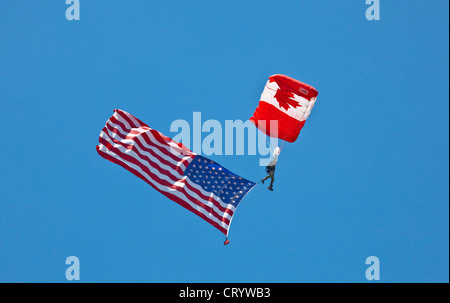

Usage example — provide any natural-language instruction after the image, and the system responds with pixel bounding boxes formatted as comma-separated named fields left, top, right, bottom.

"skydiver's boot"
left=261, top=178, right=265, bottom=184
left=267, top=175, right=274, bottom=191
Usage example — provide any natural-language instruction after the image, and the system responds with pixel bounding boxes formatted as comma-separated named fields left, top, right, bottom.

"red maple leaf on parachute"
left=273, top=89, right=301, bottom=111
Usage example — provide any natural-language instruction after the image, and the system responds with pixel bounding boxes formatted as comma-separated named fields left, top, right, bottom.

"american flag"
left=96, top=109, right=257, bottom=237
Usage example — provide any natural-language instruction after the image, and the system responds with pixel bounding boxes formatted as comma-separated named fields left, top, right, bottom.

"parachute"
left=250, top=74, right=318, bottom=143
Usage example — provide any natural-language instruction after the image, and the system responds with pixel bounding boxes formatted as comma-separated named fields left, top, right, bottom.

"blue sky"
left=0, top=1, right=448, bottom=282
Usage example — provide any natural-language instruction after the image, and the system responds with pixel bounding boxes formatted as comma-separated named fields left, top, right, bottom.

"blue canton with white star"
left=184, top=155, right=256, bottom=207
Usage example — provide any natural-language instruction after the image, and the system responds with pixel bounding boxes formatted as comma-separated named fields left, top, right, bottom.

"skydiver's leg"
left=267, top=172, right=275, bottom=191
left=261, top=171, right=271, bottom=184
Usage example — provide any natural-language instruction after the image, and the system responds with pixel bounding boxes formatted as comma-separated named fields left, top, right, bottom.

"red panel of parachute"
left=250, top=74, right=318, bottom=143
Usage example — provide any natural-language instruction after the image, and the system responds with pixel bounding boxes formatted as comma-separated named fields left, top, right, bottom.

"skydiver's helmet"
left=273, top=147, right=281, bottom=157
left=267, top=147, right=281, bottom=167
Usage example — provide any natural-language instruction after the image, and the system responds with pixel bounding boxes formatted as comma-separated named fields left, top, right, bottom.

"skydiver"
left=261, top=147, right=280, bottom=191
left=261, top=164, right=276, bottom=191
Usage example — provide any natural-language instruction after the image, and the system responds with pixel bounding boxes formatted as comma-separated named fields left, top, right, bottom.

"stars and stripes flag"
left=96, top=109, right=257, bottom=238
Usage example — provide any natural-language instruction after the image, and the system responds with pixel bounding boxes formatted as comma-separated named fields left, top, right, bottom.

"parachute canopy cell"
left=249, top=74, right=318, bottom=143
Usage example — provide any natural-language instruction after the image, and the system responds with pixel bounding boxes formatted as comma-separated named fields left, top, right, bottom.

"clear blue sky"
left=0, top=1, right=448, bottom=282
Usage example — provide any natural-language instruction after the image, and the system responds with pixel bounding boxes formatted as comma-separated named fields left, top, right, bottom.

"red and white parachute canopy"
left=250, top=74, right=318, bottom=143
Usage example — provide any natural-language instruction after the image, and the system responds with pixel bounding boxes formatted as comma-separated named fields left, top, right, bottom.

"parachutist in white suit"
left=261, top=147, right=280, bottom=191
